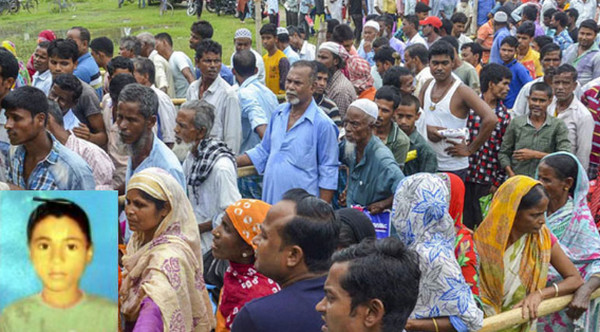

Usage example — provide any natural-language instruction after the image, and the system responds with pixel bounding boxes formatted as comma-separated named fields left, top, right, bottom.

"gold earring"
left=564, top=187, right=569, bottom=191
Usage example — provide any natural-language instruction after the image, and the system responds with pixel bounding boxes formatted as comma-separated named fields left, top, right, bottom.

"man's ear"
left=285, top=245, right=304, bottom=268
left=363, top=299, right=385, bottom=328
left=147, top=114, right=157, bottom=129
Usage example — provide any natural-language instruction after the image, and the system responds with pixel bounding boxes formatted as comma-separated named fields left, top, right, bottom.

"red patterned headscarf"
left=347, top=56, right=374, bottom=92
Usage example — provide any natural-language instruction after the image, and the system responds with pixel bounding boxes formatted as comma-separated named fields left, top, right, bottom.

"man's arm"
left=278, top=58, right=291, bottom=92
left=576, top=112, right=594, bottom=170
left=224, top=93, right=242, bottom=154
left=76, top=114, right=108, bottom=147
left=462, top=85, right=496, bottom=154
left=499, top=118, right=516, bottom=173
left=317, top=121, right=340, bottom=204
left=555, top=119, right=573, bottom=152
left=181, top=67, right=196, bottom=84
left=319, top=189, right=335, bottom=203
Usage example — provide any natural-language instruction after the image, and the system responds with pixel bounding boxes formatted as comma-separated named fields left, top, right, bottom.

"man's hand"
left=445, top=141, right=471, bottom=157
left=426, top=125, right=446, bottom=143
left=338, top=190, right=347, bottom=207
left=489, top=185, right=498, bottom=195
left=513, top=149, right=540, bottom=161
left=72, top=123, right=92, bottom=141
left=363, top=40, right=372, bottom=53
left=367, top=201, right=385, bottom=215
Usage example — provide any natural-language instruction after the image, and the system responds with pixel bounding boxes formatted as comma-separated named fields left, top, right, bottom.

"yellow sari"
left=474, top=176, right=553, bottom=332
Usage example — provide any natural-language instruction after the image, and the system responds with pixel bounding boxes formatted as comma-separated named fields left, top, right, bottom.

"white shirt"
left=548, top=96, right=594, bottom=170
left=151, top=85, right=177, bottom=144
left=513, top=77, right=584, bottom=117
left=570, top=0, right=597, bottom=27
left=32, top=70, right=53, bottom=96
left=63, top=109, right=81, bottom=131
left=457, top=34, right=472, bottom=49
left=169, top=51, right=194, bottom=98
left=407, top=33, right=428, bottom=48
left=186, top=75, right=242, bottom=154
left=414, top=67, right=434, bottom=97
left=230, top=48, right=266, bottom=83
left=183, top=153, right=241, bottom=255
left=150, top=50, right=176, bottom=98
left=299, top=41, right=317, bottom=61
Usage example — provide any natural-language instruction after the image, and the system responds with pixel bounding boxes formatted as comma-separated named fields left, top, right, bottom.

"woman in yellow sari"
left=474, top=176, right=583, bottom=331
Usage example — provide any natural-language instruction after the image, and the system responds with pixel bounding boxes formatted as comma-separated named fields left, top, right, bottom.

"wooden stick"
left=238, top=166, right=258, bottom=177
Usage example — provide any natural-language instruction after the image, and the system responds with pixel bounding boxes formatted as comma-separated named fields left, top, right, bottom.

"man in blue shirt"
left=232, top=190, right=340, bottom=332
left=66, top=27, right=103, bottom=99
left=236, top=61, right=339, bottom=204
left=116, top=83, right=185, bottom=193
left=500, top=36, right=533, bottom=109
left=489, top=11, right=511, bottom=64
left=3, top=87, right=95, bottom=190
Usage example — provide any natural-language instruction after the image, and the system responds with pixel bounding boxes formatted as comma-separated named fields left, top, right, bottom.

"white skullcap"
left=494, top=11, right=508, bottom=23
left=277, top=27, right=289, bottom=35
left=349, top=99, right=379, bottom=120
left=364, top=20, right=380, bottom=32
left=234, top=28, right=252, bottom=40
left=319, top=41, right=341, bottom=55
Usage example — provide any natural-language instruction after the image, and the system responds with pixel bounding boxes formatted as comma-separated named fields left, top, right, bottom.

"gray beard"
left=120, top=131, right=150, bottom=159
left=344, top=141, right=356, bottom=161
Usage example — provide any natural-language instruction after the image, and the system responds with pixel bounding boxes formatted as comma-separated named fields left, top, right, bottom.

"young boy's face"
left=48, top=56, right=77, bottom=79
left=395, top=104, right=420, bottom=135
left=261, top=34, right=277, bottom=51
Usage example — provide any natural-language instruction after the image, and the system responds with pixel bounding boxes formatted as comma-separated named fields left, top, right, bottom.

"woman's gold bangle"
left=553, top=282, right=559, bottom=297
left=432, top=317, right=439, bottom=332
left=537, top=289, right=544, bottom=298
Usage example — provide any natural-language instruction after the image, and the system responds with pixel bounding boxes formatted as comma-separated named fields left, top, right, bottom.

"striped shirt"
left=581, top=85, right=600, bottom=168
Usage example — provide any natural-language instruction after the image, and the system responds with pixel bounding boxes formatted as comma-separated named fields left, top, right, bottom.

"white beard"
left=344, top=141, right=356, bottom=161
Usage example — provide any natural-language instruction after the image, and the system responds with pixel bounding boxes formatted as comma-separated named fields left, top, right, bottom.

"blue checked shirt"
left=7, top=133, right=96, bottom=190
left=554, top=29, right=574, bottom=52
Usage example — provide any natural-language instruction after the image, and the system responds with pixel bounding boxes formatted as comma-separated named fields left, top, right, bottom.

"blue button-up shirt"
left=503, top=59, right=533, bottom=109
left=238, top=75, right=280, bottom=154
left=73, top=52, right=103, bottom=99
left=246, top=99, right=340, bottom=204
left=125, top=134, right=186, bottom=189
left=7, top=133, right=95, bottom=190
left=490, top=27, right=510, bottom=64
left=283, top=46, right=300, bottom=65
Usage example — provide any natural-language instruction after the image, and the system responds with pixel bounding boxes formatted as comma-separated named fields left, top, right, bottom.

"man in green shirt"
left=373, top=86, right=410, bottom=169
left=499, top=82, right=571, bottom=177
left=339, top=99, right=404, bottom=214
left=395, top=94, right=438, bottom=175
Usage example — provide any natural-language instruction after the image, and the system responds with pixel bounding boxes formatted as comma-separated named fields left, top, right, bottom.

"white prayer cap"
left=364, top=20, right=380, bottom=32
left=319, top=41, right=341, bottom=55
left=349, top=99, right=379, bottom=120
left=234, top=28, right=252, bottom=40
left=494, top=11, right=508, bottom=23
left=277, top=27, right=289, bottom=35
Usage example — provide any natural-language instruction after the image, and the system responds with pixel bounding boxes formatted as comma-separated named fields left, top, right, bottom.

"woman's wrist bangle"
left=537, top=289, right=544, bottom=298
left=432, top=317, right=439, bottom=332
left=553, top=282, right=559, bottom=297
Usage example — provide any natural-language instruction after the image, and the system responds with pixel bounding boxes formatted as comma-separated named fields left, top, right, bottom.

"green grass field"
left=0, top=0, right=269, bottom=65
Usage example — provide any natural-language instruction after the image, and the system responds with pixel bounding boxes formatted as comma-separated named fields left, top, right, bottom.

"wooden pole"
left=480, top=288, right=600, bottom=332
left=255, top=0, right=262, bottom=54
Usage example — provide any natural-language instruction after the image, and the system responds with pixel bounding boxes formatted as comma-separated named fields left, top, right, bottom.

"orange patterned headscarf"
left=225, top=199, right=271, bottom=249
left=474, top=176, right=552, bottom=316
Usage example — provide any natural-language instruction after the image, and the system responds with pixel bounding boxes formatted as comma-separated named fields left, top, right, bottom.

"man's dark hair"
left=372, top=37, right=390, bottom=49
left=0, top=48, right=19, bottom=80
left=530, top=81, right=553, bottom=98
left=90, top=37, right=114, bottom=57
left=404, top=15, right=419, bottom=30
left=120, top=36, right=142, bottom=57
left=544, top=8, right=558, bottom=21
left=38, top=41, right=51, bottom=49
left=47, top=39, right=79, bottom=63
left=280, top=191, right=340, bottom=273
left=109, top=73, right=137, bottom=102
left=1, top=86, right=49, bottom=124
left=70, top=26, right=91, bottom=43
left=500, top=36, right=519, bottom=49
left=540, top=43, right=562, bottom=60
left=287, top=25, right=300, bottom=37
left=399, top=94, right=420, bottom=112
left=195, top=39, right=222, bottom=60
left=565, top=8, right=579, bottom=22
left=517, top=21, right=536, bottom=37
left=534, top=35, right=555, bottom=50
left=429, top=40, right=455, bottom=61
left=191, top=20, right=214, bottom=39
left=440, top=36, right=459, bottom=52
left=326, top=19, right=340, bottom=34
left=375, top=85, right=402, bottom=109
left=374, top=46, right=395, bottom=64
left=133, top=57, right=156, bottom=85
left=461, top=42, right=483, bottom=62
left=47, top=99, right=64, bottom=127
left=552, top=12, right=569, bottom=28
left=405, top=44, right=428, bottom=64
left=451, top=12, right=468, bottom=24
left=480, top=63, right=512, bottom=94
left=580, top=19, right=599, bottom=34
left=522, top=5, right=538, bottom=21
left=154, top=32, right=173, bottom=47
left=382, top=66, right=412, bottom=89
left=27, top=198, right=92, bottom=246
left=233, top=50, right=257, bottom=78
left=555, top=63, right=578, bottom=82
left=277, top=31, right=290, bottom=43
left=314, top=60, right=329, bottom=74
left=441, top=19, right=453, bottom=35
left=291, top=60, right=318, bottom=83
left=118, top=83, right=158, bottom=119
left=332, top=24, right=354, bottom=43
left=53, top=73, right=83, bottom=102
left=260, top=23, right=278, bottom=37
left=332, top=238, right=421, bottom=332
left=375, top=14, right=394, bottom=30
left=107, top=56, right=134, bottom=77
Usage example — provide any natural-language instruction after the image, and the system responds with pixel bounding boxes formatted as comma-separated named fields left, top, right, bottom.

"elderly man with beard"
left=317, top=42, right=357, bottom=117
left=116, top=83, right=185, bottom=190
left=175, top=100, right=240, bottom=254
left=339, top=99, right=404, bottom=214
left=236, top=61, right=339, bottom=204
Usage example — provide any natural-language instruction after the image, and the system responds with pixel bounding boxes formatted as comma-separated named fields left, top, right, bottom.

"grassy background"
left=0, top=0, right=270, bottom=65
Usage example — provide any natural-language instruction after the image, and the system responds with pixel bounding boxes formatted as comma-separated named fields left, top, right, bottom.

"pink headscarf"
left=347, top=56, right=374, bottom=92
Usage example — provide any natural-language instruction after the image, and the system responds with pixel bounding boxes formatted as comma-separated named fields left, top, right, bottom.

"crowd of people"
left=1, top=0, right=600, bottom=330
